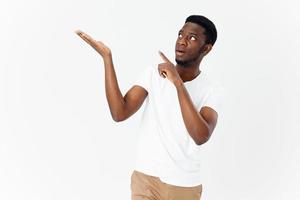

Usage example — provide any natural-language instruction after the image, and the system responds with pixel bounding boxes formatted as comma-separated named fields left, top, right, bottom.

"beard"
left=175, top=55, right=200, bottom=67
left=175, top=59, right=191, bottom=67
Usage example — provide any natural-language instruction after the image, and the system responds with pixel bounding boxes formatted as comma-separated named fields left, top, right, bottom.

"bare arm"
left=75, top=30, right=148, bottom=122
left=174, top=82, right=218, bottom=145
left=157, top=51, right=218, bottom=145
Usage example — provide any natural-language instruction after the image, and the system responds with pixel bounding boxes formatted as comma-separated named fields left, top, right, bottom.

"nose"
left=177, top=37, right=187, bottom=46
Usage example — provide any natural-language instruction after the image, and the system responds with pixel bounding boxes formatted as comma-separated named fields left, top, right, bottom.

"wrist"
left=174, top=78, right=184, bottom=88
left=103, top=51, right=112, bottom=59
left=102, top=52, right=112, bottom=61
left=103, top=54, right=113, bottom=66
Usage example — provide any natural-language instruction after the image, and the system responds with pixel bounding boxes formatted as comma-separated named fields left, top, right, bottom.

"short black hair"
left=185, top=15, right=217, bottom=46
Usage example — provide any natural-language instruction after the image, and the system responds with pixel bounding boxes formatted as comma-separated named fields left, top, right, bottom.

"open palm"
left=75, top=30, right=111, bottom=58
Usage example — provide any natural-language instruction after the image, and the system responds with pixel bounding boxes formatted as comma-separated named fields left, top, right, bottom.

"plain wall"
left=1, top=0, right=299, bottom=199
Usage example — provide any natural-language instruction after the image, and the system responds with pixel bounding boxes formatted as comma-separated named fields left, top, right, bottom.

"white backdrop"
left=1, top=0, right=299, bottom=199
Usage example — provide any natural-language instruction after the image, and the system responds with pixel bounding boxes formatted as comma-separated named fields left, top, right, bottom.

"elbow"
left=111, top=112, right=127, bottom=122
left=195, top=130, right=212, bottom=146
left=195, top=137, right=209, bottom=146
left=112, top=115, right=125, bottom=122
left=112, top=117, right=122, bottom=122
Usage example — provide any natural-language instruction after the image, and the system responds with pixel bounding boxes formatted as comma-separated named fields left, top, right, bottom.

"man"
left=75, top=15, right=221, bottom=200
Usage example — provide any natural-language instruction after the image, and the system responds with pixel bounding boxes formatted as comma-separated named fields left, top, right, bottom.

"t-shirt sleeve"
left=133, top=66, right=152, bottom=92
left=202, top=84, right=225, bottom=115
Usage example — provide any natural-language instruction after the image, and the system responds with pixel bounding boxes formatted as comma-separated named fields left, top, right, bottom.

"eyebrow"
left=178, top=30, right=200, bottom=37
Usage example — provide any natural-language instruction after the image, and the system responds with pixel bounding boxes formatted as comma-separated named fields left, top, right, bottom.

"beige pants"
left=131, top=170, right=202, bottom=200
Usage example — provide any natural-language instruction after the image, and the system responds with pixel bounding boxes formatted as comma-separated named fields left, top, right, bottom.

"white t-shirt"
left=132, top=65, right=223, bottom=187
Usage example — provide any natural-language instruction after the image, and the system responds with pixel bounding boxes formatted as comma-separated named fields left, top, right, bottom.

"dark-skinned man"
left=75, top=15, right=222, bottom=200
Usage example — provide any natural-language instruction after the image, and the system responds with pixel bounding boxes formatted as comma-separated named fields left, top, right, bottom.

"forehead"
left=180, top=22, right=206, bottom=36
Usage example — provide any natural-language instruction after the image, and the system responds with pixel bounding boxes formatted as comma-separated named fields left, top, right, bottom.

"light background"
left=1, top=0, right=299, bottom=199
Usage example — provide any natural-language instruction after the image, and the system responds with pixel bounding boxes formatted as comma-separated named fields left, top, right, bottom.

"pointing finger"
left=159, top=51, right=171, bottom=63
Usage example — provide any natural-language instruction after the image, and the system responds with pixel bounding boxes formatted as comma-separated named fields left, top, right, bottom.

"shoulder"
left=200, top=71, right=224, bottom=94
left=198, top=72, right=225, bottom=114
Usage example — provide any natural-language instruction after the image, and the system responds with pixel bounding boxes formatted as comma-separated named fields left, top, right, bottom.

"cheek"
left=197, top=44, right=206, bottom=54
left=189, top=45, right=202, bottom=55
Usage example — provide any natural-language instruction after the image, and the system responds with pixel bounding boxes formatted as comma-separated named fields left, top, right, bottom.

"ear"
left=202, top=44, right=213, bottom=56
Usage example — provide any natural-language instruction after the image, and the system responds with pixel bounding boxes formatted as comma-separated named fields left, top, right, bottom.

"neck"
left=175, top=65, right=201, bottom=82
left=175, top=57, right=202, bottom=82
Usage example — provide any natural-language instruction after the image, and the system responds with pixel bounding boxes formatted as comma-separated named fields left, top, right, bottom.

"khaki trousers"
left=131, top=170, right=202, bottom=200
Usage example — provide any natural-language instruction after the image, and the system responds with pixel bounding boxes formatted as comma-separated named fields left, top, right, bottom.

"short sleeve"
left=133, top=66, right=153, bottom=92
left=202, top=84, right=225, bottom=115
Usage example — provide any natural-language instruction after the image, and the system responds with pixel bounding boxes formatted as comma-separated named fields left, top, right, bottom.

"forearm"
left=74, top=30, right=127, bottom=121
left=174, top=81, right=210, bottom=145
left=102, top=54, right=126, bottom=121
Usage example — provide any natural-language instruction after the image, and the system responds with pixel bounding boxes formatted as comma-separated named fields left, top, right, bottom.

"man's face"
left=175, top=22, right=208, bottom=66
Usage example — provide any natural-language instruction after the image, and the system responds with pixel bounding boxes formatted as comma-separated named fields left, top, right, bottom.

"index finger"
left=159, top=51, right=171, bottom=63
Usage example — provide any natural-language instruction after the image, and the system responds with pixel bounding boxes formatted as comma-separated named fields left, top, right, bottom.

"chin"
left=175, top=58, right=191, bottom=67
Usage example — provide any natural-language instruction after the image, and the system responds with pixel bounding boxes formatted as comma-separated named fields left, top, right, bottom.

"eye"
left=178, top=33, right=183, bottom=38
left=190, top=36, right=197, bottom=41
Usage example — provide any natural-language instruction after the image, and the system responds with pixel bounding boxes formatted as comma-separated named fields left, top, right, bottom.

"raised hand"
left=158, top=51, right=182, bottom=85
left=75, top=30, right=111, bottom=58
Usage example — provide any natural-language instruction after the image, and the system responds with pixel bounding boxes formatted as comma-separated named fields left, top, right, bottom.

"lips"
left=176, top=46, right=187, bottom=54
left=176, top=50, right=186, bottom=56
